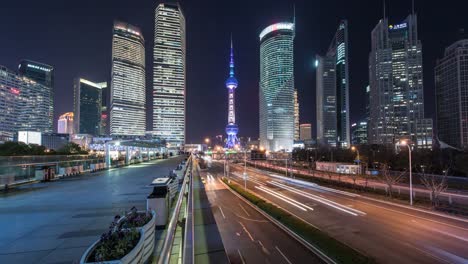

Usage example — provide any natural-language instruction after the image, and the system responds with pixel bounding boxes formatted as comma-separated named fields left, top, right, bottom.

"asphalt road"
left=0, top=156, right=184, bottom=264
left=200, top=168, right=324, bottom=264
left=251, top=161, right=468, bottom=205
left=210, top=161, right=468, bottom=264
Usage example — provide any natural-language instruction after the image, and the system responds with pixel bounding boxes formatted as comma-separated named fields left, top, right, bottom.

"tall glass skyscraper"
left=435, top=39, right=468, bottom=150
left=110, top=21, right=146, bottom=136
left=316, top=20, right=350, bottom=148
left=153, top=3, right=186, bottom=146
left=0, top=65, right=53, bottom=140
left=259, top=22, right=295, bottom=151
left=368, top=13, right=432, bottom=148
left=57, top=112, right=74, bottom=134
left=73, top=78, right=106, bottom=136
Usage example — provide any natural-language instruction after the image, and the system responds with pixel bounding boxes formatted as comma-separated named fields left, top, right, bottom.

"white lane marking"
left=412, top=220, right=468, bottom=243
left=219, top=206, right=226, bottom=219
left=239, top=221, right=255, bottom=242
left=258, top=186, right=315, bottom=211
left=238, top=249, right=246, bottom=264
left=269, top=181, right=365, bottom=216
left=275, top=246, right=293, bottom=264
left=239, top=203, right=251, bottom=217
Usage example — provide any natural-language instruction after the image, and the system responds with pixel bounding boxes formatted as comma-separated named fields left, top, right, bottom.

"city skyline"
left=1, top=0, right=468, bottom=143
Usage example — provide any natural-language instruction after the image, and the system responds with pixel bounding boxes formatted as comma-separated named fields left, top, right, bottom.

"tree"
left=379, top=164, right=405, bottom=199
left=57, top=142, right=87, bottom=155
left=420, top=167, right=448, bottom=208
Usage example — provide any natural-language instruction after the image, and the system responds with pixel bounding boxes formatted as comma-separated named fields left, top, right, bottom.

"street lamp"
left=204, top=138, right=210, bottom=144
left=351, top=146, right=360, bottom=163
left=399, top=140, right=413, bottom=206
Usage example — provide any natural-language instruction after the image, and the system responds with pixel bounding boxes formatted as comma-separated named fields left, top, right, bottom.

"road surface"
left=209, top=161, right=468, bottom=264
left=200, top=166, right=324, bottom=263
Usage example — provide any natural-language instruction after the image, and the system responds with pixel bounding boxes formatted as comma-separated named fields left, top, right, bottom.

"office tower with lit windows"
left=316, top=20, right=350, bottom=148
left=259, top=22, right=295, bottom=151
left=0, top=65, right=53, bottom=140
left=369, top=13, right=432, bottom=148
left=110, top=21, right=146, bottom=136
left=300, top=124, right=312, bottom=141
left=57, top=112, right=74, bottom=134
left=435, top=38, right=468, bottom=150
left=153, top=3, right=186, bottom=146
left=74, top=78, right=106, bottom=135
left=351, top=121, right=368, bottom=145
left=294, top=89, right=300, bottom=141
left=101, top=86, right=109, bottom=135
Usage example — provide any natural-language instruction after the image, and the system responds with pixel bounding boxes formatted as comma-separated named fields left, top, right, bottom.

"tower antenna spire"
left=383, top=0, right=386, bottom=19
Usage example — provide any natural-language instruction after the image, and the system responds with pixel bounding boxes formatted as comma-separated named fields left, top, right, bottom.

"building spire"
left=382, top=0, right=387, bottom=19
left=229, top=34, right=234, bottom=77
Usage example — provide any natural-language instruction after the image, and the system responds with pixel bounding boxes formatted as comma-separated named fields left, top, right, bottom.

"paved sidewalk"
left=0, top=157, right=183, bottom=264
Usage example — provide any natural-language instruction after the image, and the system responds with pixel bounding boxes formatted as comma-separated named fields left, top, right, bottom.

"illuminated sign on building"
left=27, top=64, right=51, bottom=72
left=389, top=23, right=407, bottom=30
left=259, top=22, right=294, bottom=40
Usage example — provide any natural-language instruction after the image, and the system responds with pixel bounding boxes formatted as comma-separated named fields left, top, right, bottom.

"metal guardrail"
left=158, top=155, right=193, bottom=264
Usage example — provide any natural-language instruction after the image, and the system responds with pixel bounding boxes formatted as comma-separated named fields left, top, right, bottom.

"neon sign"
left=259, top=22, right=294, bottom=40
left=389, top=23, right=407, bottom=30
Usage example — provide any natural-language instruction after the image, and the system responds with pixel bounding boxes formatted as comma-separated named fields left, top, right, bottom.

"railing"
left=158, top=154, right=193, bottom=264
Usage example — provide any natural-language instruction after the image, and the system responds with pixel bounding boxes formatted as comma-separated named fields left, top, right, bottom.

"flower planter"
left=80, top=229, right=145, bottom=264
left=80, top=210, right=155, bottom=264
left=118, top=211, right=156, bottom=261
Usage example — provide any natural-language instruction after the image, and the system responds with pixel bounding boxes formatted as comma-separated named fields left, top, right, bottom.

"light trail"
left=268, top=181, right=366, bottom=216
left=255, top=186, right=314, bottom=212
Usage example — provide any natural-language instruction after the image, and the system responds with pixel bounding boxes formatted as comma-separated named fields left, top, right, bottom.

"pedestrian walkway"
left=0, top=157, right=183, bottom=264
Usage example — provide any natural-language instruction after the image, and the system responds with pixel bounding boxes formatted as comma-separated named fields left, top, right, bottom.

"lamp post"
left=351, top=146, right=360, bottom=163
left=399, top=140, right=413, bottom=206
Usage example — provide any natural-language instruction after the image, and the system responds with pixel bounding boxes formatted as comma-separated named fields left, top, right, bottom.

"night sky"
left=2, top=0, right=467, bottom=143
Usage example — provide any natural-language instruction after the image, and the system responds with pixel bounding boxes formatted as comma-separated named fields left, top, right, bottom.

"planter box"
left=80, top=211, right=155, bottom=264
left=118, top=211, right=156, bottom=261
left=80, top=229, right=145, bottom=264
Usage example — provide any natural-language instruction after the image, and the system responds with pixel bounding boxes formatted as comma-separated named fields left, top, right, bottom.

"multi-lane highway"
left=200, top=168, right=324, bottom=263
left=207, top=161, right=468, bottom=264
left=249, top=161, right=468, bottom=205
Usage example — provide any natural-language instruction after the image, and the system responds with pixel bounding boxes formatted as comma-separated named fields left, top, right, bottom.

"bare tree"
left=349, top=173, right=359, bottom=189
left=420, top=169, right=448, bottom=208
left=379, top=164, right=405, bottom=198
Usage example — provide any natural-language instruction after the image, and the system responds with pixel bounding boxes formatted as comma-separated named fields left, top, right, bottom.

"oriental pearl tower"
left=225, top=38, right=240, bottom=149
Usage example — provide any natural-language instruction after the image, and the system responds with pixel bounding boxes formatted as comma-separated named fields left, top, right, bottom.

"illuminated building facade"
left=294, top=89, right=300, bottom=141
left=153, top=3, right=186, bottom=146
left=58, top=112, right=74, bottom=134
left=351, top=121, right=368, bottom=145
left=259, top=22, right=295, bottom=151
left=369, top=13, right=432, bottom=148
left=300, top=124, right=312, bottom=141
left=435, top=38, right=468, bottom=150
left=74, top=78, right=106, bottom=135
left=0, top=65, right=53, bottom=140
left=225, top=38, right=239, bottom=149
left=110, top=21, right=146, bottom=136
left=316, top=20, right=350, bottom=148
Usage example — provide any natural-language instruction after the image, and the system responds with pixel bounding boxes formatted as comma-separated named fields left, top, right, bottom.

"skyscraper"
left=259, top=22, right=295, bottom=151
left=225, top=38, right=239, bottom=149
left=0, top=65, right=53, bottom=140
left=101, top=86, right=109, bottom=135
left=74, top=78, right=106, bottom=135
left=294, top=89, right=300, bottom=141
left=368, top=13, right=432, bottom=148
left=316, top=20, right=350, bottom=148
left=110, top=21, right=146, bottom=136
left=300, top=124, right=312, bottom=141
left=18, top=60, right=54, bottom=88
left=351, top=121, right=368, bottom=145
left=435, top=38, right=468, bottom=150
left=153, top=3, right=186, bottom=146
left=57, top=112, right=74, bottom=134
